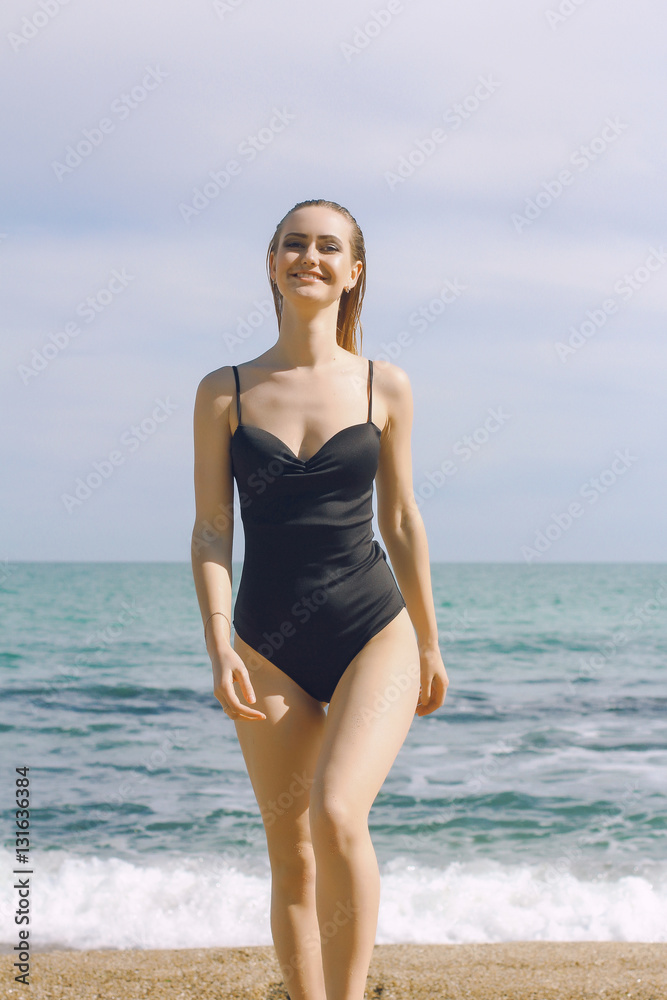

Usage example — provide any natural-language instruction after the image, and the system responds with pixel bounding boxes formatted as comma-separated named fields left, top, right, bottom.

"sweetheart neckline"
left=232, top=421, right=381, bottom=465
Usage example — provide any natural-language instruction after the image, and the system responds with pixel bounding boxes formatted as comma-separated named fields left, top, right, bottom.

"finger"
left=221, top=685, right=267, bottom=721
left=234, top=704, right=267, bottom=721
left=416, top=680, right=446, bottom=716
left=420, top=678, right=433, bottom=706
left=220, top=702, right=267, bottom=721
left=234, top=665, right=258, bottom=705
left=213, top=683, right=263, bottom=719
left=416, top=681, right=436, bottom=712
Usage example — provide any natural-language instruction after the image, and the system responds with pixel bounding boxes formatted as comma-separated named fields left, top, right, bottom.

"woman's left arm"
left=374, top=360, right=449, bottom=716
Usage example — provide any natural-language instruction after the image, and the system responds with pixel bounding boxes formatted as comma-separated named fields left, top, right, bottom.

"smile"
left=291, top=272, right=325, bottom=281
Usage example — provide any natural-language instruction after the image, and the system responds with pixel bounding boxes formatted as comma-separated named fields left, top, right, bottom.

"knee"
left=269, top=841, right=316, bottom=894
left=309, top=793, right=363, bottom=852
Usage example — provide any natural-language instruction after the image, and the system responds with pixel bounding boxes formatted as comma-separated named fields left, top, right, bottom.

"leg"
left=231, top=631, right=328, bottom=1000
left=309, top=607, right=420, bottom=1000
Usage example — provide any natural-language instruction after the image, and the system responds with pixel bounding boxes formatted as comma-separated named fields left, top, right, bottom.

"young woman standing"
left=192, top=199, right=448, bottom=1000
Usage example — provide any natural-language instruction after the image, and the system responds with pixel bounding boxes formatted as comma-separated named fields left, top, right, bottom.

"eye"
left=283, top=240, right=340, bottom=252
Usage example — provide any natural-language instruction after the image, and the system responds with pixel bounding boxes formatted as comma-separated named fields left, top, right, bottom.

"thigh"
left=311, top=607, right=420, bottom=818
left=232, top=631, right=327, bottom=850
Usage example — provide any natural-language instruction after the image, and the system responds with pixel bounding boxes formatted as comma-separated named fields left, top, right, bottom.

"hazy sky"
left=2, top=0, right=665, bottom=562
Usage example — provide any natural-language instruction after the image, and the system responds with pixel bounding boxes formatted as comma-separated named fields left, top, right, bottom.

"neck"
left=272, top=299, right=346, bottom=368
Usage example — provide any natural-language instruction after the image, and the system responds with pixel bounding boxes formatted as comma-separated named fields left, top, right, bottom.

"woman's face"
left=269, top=206, right=362, bottom=306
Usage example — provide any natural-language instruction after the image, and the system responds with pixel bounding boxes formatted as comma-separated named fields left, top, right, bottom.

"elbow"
left=191, top=514, right=233, bottom=562
left=379, top=494, right=421, bottom=540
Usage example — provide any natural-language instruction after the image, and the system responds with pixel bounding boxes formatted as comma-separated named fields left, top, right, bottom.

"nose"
left=300, top=241, right=318, bottom=265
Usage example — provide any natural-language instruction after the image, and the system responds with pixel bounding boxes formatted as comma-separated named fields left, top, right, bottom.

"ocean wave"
left=1, top=849, right=665, bottom=951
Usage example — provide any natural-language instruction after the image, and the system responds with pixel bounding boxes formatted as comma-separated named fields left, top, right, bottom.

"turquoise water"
left=1, top=562, right=666, bottom=948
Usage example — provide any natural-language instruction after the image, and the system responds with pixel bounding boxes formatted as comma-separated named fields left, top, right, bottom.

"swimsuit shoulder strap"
left=231, top=365, right=242, bottom=425
left=367, top=358, right=373, bottom=423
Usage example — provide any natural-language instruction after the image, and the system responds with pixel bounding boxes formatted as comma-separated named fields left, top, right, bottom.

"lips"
left=291, top=271, right=325, bottom=280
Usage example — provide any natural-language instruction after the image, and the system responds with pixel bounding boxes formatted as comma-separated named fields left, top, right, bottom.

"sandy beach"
left=2, top=941, right=665, bottom=999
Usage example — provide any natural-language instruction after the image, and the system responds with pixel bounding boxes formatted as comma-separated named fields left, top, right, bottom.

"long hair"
left=265, top=199, right=366, bottom=355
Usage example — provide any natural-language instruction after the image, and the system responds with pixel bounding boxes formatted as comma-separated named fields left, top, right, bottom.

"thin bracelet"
left=204, top=611, right=231, bottom=644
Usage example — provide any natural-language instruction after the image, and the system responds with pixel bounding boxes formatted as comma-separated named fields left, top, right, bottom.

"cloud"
left=1, top=0, right=665, bottom=559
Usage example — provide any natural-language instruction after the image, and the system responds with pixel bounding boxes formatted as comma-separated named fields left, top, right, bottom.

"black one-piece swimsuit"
left=230, top=358, right=407, bottom=703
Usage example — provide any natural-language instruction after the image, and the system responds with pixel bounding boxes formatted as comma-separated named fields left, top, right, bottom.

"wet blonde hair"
left=265, top=199, right=366, bottom=355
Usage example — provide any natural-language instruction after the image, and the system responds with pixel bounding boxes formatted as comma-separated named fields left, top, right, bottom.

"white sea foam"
left=1, top=849, right=665, bottom=951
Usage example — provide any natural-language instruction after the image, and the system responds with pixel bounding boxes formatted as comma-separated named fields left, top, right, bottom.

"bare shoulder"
left=371, top=358, right=413, bottom=428
left=197, top=353, right=270, bottom=397
left=195, top=364, right=238, bottom=419
left=372, top=357, right=412, bottom=397
left=197, top=363, right=234, bottom=394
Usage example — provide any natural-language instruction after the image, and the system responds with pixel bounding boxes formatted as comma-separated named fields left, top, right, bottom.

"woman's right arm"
left=191, top=368, right=266, bottom=721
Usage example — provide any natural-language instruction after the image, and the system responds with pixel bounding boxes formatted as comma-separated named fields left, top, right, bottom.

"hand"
left=415, top=645, right=448, bottom=717
left=210, top=646, right=267, bottom=721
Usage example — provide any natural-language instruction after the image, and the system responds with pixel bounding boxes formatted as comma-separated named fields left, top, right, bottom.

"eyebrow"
left=282, top=232, right=343, bottom=242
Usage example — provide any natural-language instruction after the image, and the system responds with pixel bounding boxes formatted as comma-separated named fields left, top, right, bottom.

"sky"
left=2, top=0, right=666, bottom=562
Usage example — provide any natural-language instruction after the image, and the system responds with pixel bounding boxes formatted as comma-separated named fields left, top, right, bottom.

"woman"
left=191, top=198, right=448, bottom=1000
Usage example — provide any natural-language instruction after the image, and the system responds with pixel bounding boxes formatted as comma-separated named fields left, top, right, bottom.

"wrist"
left=204, top=611, right=232, bottom=646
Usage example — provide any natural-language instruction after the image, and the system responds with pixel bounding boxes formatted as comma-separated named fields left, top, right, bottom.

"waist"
left=240, top=521, right=382, bottom=590
left=238, top=531, right=390, bottom=616
left=243, top=518, right=373, bottom=560
left=237, top=488, right=373, bottom=529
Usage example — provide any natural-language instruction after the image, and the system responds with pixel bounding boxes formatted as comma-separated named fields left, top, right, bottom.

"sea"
left=1, top=561, right=666, bottom=952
